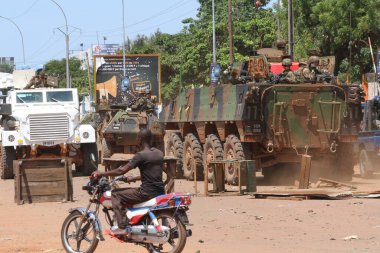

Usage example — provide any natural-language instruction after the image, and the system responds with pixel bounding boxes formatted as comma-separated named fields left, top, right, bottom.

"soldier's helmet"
left=282, top=58, right=292, bottom=67
left=36, top=64, right=45, bottom=75
left=308, top=56, right=319, bottom=68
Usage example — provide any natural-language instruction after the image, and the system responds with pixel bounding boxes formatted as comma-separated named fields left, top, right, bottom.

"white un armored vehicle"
left=0, top=88, right=97, bottom=179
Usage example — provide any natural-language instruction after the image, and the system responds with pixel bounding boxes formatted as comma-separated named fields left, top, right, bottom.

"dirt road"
left=1, top=172, right=380, bottom=253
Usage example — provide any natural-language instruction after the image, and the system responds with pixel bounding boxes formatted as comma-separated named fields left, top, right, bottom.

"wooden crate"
left=14, top=158, right=73, bottom=204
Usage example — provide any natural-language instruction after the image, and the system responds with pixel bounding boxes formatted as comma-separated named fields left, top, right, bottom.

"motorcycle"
left=61, top=175, right=192, bottom=253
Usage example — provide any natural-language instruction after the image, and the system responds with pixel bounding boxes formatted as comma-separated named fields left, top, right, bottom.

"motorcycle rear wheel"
left=61, top=211, right=99, bottom=253
left=147, top=211, right=187, bottom=253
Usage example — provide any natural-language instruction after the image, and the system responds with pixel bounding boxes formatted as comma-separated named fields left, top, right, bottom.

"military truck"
left=160, top=54, right=363, bottom=184
left=0, top=88, right=97, bottom=179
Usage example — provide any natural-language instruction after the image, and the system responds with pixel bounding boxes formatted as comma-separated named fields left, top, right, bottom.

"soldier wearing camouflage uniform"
left=300, top=56, right=321, bottom=83
left=294, top=61, right=307, bottom=82
left=277, top=58, right=297, bottom=84
left=24, top=67, right=48, bottom=89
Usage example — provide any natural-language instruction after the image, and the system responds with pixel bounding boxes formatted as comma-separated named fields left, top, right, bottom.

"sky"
left=0, top=0, right=200, bottom=68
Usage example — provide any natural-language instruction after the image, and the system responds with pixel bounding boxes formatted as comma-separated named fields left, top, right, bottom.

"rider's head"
left=138, top=128, right=152, bottom=147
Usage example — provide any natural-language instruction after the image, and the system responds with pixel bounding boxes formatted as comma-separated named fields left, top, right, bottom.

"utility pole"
left=228, top=0, right=234, bottom=64
left=122, top=0, right=126, bottom=77
left=288, top=0, right=294, bottom=60
left=212, top=0, right=216, bottom=63
left=85, top=52, right=92, bottom=99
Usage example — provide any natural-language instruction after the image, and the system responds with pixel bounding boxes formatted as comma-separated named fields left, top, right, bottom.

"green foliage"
left=288, top=0, right=380, bottom=82
left=122, top=0, right=276, bottom=102
left=44, top=58, right=92, bottom=94
left=0, top=64, right=14, bottom=73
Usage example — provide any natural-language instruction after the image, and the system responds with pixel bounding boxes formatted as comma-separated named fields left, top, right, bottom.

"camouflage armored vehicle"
left=96, top=75, right=164, bottom=162
left=160, top=54, right=363, bottom=184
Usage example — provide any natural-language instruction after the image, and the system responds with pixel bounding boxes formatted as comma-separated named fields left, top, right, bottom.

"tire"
left=336, top=143, right=355, bottom=181
left=0, top=145, right=16, bottom=180
left=203, top=134, right=223, bottom=182
left=101, top=138, right=112, bottom=164
left=223, top=134, right=245, bottom=185
left=79, top=143, right=99, bottom=176
left=147, top=211, right=187, bottom=253
left=182, top=133, right=203, bottom=181
left=165, top=133, right=184, bottom=178
left=61, top=211, right=99, bottom=253
left=359, top=149, right=373, bottom=178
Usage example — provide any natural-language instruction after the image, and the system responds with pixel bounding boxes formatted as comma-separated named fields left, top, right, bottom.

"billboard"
left=92, top=44, right=120, bottom=55
left=93, top=54, right=160, bottom=109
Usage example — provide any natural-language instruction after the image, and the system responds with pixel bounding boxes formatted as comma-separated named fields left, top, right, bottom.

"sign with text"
left=92, top=44, right=120, bottom=55
left=94, top=54, right=160, bottom=108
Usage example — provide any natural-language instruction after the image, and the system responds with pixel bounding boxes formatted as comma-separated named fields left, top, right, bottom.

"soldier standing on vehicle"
left=277, top=58, right=297, bottom=84
left=24, top=66, right=48, bottom=89
left=294, top=61, right=307, bottom=82
left=302, top=56, right=321, bottom=83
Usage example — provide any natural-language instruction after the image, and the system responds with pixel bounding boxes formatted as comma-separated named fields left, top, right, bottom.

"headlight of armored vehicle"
left=82, top=131, right=90, bottom=139
left=8, top=135, right=15, bottom=142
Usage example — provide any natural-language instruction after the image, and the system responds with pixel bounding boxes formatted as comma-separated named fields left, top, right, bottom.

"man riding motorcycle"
left=92, top=128, right=165, bottom=235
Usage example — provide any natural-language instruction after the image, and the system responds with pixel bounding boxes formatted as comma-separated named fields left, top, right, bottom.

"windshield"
left=46, top=91, right=74, bottom=102
left=16, top=92, right=43, bottom=103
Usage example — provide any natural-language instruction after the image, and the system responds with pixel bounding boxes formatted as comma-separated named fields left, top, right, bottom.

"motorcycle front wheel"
left=61, top=211, right=99, bottom=253
left=147, top=211, right=187, bottom=253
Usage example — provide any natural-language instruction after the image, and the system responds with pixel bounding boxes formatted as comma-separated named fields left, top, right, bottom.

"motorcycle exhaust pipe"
left=129, top=225, right=170, bottom=244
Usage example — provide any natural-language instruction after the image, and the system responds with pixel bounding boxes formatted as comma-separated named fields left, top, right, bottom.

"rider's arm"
left=92, top=153, right=142, bottom=178
left=101, top=163, right=134, bottom=177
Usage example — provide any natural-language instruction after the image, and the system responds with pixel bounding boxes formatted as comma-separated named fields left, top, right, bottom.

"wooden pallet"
left=14, top=158, right=73, bottom=204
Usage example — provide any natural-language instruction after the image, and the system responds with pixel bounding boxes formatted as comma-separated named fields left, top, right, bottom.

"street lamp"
left=212, top=0, right=216, bottom=64
left=49, top=0, right=70, bottom=88
left=0, top=16, right=26, bottom=65
left=103, top=36, right=107, bottom=45
left=122, top=0, right=126, bottom=76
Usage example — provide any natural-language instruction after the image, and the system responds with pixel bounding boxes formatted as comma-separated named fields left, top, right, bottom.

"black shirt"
left=128, top=147, right=165, bottom=197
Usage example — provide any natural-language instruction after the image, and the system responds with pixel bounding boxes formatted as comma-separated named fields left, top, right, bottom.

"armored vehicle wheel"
left=182, top=133, right=203, bottom=181
left=0, top=145, right=16, bottom=179
left=79, top=143, right=99, bottom=176
left=203, top=134, right=223, bottom=182
left=336, top=143, right=355, bottom=181
left=101, top=139, right=112, bottom=164
left=165, top=132, right=184, bottom=178
left=224, top=134, right=245, bottom=185
left=359, top=149, right=373, bottom=178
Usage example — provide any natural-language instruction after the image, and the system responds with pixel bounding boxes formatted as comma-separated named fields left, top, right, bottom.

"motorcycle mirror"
left=90, top=153, right=96, bottom=162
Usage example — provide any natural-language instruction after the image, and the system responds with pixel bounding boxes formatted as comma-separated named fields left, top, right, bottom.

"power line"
left=10, top=0, right=39, bottom=19
left=81, top=8, right=197, bottom=39
left=81, top=0, right=190, bottom=36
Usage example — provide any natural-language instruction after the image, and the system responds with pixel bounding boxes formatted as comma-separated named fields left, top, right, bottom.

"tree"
left=0, top=64, right=14, bottom=73
left=44, top=58, right=92, bottom=93
left=287, top=0, right=380, bottom=81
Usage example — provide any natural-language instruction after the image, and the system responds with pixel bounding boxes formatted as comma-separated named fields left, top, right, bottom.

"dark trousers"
left=111, top=188, right=152, bottom=228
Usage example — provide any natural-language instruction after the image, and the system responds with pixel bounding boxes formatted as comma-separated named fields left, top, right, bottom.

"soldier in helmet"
left=294, top=61, right=307, bottom=82
left=24, top=65, right=48, bottom=89
left=301, top=56, right=322, bottom=83
left=277, top=57, right=297, bottom=84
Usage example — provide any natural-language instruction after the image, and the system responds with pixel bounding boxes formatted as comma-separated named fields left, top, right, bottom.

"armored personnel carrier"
left=98, top=76, right=164, bottom=162
left=160, top=54, right=363, bottom=184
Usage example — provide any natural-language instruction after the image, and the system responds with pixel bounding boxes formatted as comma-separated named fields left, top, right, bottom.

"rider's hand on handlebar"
left=91, top=170, right=103, bottom=179
left=122, top=175, right=135, bottom=183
